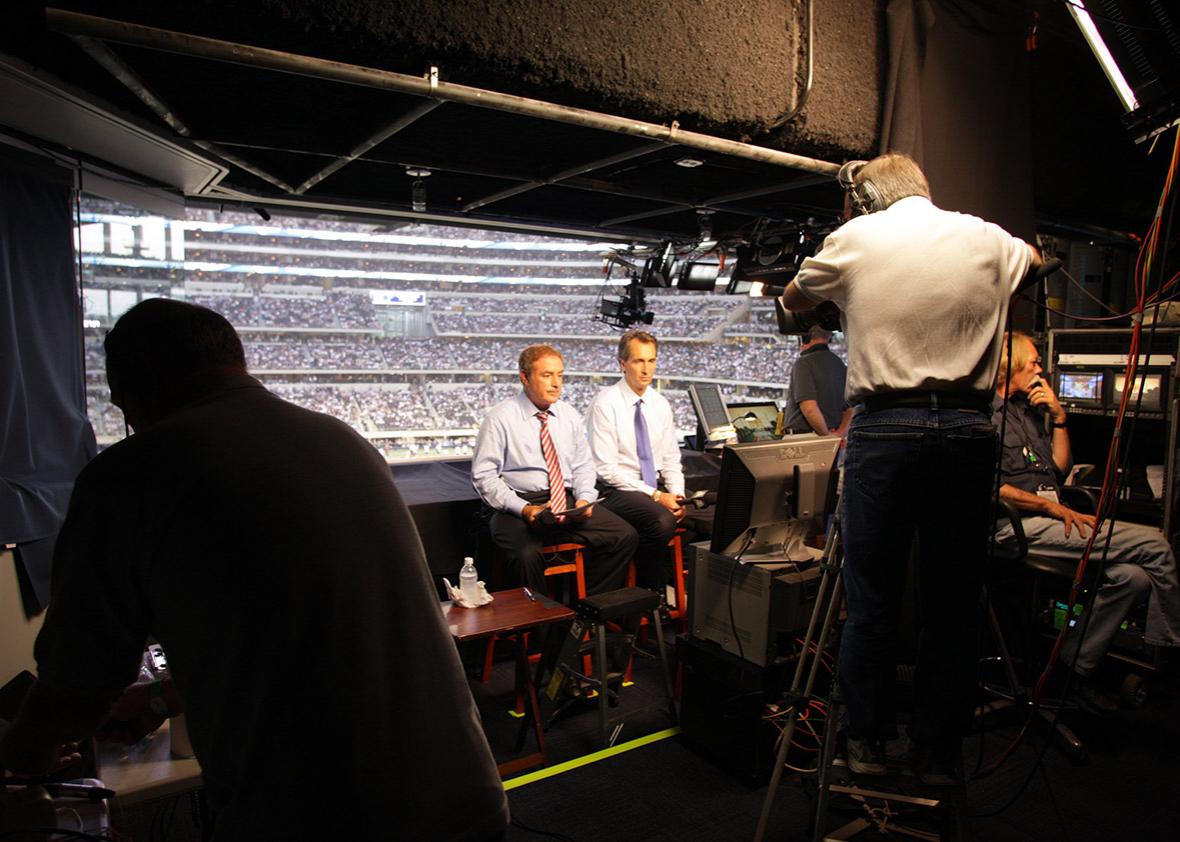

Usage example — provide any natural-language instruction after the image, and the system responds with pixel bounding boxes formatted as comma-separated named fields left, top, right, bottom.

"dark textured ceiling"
left=0, top=0, right=1175, bottom=245
left=0, top=0, right=860, bottom=245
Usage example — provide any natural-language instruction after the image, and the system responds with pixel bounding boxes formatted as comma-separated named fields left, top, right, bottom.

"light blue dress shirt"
left=472, top=391, right=599, bottom=516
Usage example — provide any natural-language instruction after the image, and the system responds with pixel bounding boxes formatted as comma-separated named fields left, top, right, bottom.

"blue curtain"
left=0, top=151, right=97, bottom=613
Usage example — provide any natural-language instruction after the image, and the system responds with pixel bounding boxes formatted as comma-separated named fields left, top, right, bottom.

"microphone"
left=684, top=490, right=717, bottom=509
left=1015, top=257, right=1063, bottom=295
left=1028, top=376, right=1054, bottom=435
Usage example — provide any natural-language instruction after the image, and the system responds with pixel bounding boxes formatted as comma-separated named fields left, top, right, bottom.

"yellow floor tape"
left=502, top=726, right=681, bottom=791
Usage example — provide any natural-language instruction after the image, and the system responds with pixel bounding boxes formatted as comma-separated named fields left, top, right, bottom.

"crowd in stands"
left=429, top=312, right=718, bottom=338
left=181, top=290, right=380, bottom=330
left=80, top=200, right=843, bottom=460
left=230, top=336, right=799, bottom=382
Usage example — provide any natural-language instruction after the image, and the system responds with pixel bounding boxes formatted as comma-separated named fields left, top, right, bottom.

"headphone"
left=837, top=160, right=884, bottom=216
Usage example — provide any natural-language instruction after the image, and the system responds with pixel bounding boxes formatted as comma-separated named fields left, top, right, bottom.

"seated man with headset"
left=993, top=331, right=1180, bottom=712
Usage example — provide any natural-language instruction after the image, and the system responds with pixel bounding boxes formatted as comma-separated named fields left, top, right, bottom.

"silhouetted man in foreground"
left=0, top=299, right=508, bottom=841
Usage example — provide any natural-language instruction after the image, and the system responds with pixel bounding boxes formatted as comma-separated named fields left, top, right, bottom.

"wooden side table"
left=443, top=588, right=573, bottom=776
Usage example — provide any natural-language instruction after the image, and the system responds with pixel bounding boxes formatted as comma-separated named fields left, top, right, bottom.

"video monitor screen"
left=1058, top=371, right=1103, bottom=404
left=689, top=383, right=732, bottom=436
left=727, top=401, right=781, bottom=439
left=1113, top=373, right=1163, bottom=412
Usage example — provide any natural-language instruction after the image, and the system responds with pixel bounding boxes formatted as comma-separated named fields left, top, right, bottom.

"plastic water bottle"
left=459, top=557, right=479, bottom=603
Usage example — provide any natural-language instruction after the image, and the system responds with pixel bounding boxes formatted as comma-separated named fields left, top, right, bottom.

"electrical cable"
left=1036, top=748, right=1073, bottom=842
left=508, top=816, right=576, bottom=842
left=1055, top=265, right=1124, bottom=315
left=726, top=530, right=757, bottom=663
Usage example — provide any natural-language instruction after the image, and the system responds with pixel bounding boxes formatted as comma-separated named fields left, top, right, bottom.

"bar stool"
left=539, top=542, right=588, bottom=604
left=546, top=587, right=678, bottom=747
left=624, top=529, right=688, bottom=630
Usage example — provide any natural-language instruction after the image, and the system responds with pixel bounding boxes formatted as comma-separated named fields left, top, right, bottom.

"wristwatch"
left=651, top=489, right=661, bottom=502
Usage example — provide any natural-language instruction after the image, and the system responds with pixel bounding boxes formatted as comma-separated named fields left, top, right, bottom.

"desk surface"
left=443, top=588, right=573, bottom=641
left=97, top=719, right=202, bottom=807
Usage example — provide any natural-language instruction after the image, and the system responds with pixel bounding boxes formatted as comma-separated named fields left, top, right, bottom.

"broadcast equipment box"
left=688, top=542, right=821, bottom=667
left=676, top=634, right=791, bottom=786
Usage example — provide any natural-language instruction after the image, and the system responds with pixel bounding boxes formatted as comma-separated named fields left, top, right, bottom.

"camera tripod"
left=752, top=501, right=845, bottom=842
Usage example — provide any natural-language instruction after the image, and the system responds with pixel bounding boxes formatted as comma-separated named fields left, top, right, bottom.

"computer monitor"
left=1113, top=372, right=1163, bottom=412
left=689, top=383, right=735, bottom=446
left=710, top=434, right=841, bottom=557
left=1057, top=371, right=1104, bottom=407
left=727, top=400, right=781, bottom=441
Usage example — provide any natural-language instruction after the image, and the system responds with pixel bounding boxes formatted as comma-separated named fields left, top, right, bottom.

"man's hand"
left=1028, top=378, right=1066, bottom=425
left=522, top=503, right=548, bottom=525
left=1049, top=502, right=1097, bottom=538
left=655, top=491, right=685, bottom=520
left=94, top=682, right=167, bottom=746
left=573, top=499, right=594, bottom=519
left=0, top=740, right=81, bottom=778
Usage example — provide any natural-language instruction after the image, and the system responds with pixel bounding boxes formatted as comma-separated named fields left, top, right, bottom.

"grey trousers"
left=996, top=517, right=1180, bottom=674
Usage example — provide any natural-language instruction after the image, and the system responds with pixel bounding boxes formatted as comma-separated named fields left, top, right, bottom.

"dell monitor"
left=710, top=434, right=841, bottom=557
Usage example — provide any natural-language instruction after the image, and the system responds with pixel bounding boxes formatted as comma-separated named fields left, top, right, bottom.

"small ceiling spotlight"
left=406, top=167, right=431, bottom=212
left=675, top=157, right=705, bottom=168
left=697, top=208, right=715, bottom=242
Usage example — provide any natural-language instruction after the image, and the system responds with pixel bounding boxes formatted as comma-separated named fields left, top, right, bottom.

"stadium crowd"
left=79, top=201, right=842, bottom=459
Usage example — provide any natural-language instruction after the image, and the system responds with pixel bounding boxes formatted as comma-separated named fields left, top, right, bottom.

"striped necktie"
left=536, top=411, right=566, bottom=514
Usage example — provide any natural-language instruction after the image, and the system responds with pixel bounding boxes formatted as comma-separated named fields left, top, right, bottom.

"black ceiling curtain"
left=880, top=0, right=1036, bottom=242
left=0, top=148, right=97, bottom=615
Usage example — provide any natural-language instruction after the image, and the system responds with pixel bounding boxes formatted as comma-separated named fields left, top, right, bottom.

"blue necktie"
left=634, top=399, right=658, bottom=488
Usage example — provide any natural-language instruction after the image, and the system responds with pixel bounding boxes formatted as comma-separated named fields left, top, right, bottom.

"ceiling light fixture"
left=697, top=208, right=715, bottom=243
left=675, top=157, right=705, bottom=168
left=1065, top=0, right=1139, bottom=112
left=406, top=167, right=431, bottom=212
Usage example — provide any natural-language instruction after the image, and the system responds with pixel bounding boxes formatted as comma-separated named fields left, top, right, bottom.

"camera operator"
left=778, top=152, right=1040, bottom=784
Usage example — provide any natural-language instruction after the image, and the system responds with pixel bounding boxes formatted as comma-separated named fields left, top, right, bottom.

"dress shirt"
left=586, top=379, right=685, bottom=497
left=472, top=390, right=598, bottom=516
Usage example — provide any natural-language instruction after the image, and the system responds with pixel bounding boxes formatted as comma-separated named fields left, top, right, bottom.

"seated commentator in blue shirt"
left=472, top=344, right=636, bottom=596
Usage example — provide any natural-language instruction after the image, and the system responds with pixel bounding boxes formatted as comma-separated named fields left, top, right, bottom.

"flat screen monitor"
left=689, top=383, right=734, bottom=443
left=710, top=434, right=841, bottom=556
left=727, top=401, right=781, bottom=441
left=1057, top=371, right=1104, bottom=406
left=1113, top=372, right=1163, bottom=412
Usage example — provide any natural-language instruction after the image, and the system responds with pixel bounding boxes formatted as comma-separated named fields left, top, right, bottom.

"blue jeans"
left=839, top=407, right=996, bottom=744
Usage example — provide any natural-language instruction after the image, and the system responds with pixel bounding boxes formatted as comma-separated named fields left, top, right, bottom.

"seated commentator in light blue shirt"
left=472, top=348, right=597, bottom=519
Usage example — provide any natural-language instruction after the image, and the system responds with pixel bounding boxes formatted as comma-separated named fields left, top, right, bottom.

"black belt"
left=861, top=390, right=992, bottom=415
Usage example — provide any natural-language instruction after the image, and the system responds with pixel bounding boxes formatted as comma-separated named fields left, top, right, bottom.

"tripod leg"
left=753, top=535, right=844, bottom=842
left=985, top=588, right=1022, bottom=696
